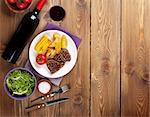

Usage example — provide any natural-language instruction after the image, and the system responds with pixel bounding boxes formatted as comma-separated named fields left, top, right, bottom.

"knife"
left=25, top=97, right=69, bottom=112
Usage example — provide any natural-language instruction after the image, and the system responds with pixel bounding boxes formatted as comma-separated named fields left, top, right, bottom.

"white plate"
left=29, top=30, right=78, bottom=78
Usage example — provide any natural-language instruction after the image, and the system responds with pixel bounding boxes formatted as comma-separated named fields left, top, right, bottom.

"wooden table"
left=0, top=0, right=150, bottom=117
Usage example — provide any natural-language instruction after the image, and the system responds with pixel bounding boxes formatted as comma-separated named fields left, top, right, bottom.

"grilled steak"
left=46, top=58, right=64, bottom=73
left=54, top=53, right=66, bottom=62
left=47, top=49, right=71, bottom=74
left=54, top=49, right=71, bottom=62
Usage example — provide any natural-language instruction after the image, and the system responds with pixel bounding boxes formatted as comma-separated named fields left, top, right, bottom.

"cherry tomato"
left=16, top=2, right=28, bottom=9
left=23, top=0, right=32, bottom=4
left=7, top=0, right=16, bottom=4
left=36, top=54, right=47, bottom=65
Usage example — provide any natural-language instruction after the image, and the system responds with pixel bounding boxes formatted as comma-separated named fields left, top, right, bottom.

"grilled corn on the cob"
left=61, top=35, right=68, bottom=48
left=34, top=35, right=51, bottom=54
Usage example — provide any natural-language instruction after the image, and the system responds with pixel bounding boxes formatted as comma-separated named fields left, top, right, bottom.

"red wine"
left=2, top=0, right=46, bottom=64
left=49, top=6, right=65, bottom=21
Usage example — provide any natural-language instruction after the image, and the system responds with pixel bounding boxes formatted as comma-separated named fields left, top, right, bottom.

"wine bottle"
left=2, top=0, right=46, bottom=64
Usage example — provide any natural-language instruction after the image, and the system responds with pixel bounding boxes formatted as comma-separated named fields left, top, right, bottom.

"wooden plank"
left=91, top=0, right=121, bottom=117
left=121, top=0, right=150, bottom=116
left=26, top=1, right=61, bottom=117
left=0, top=1, right=26, bottom=53
left=0, top=1, right=27, bottom=117
left=58, top=0, right=91, bottom=116
left=1, top=0, right=150, bottom=116
left=0, top=0, right=59, bottom=117
left=144, top=1, right=150, bottom=116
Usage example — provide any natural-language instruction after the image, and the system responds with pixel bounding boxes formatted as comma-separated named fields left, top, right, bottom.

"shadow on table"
left=0, top=1, right=16, bottom=16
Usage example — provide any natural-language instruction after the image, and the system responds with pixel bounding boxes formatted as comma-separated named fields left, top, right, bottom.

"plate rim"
left=29, top=29, right=78, bottom=79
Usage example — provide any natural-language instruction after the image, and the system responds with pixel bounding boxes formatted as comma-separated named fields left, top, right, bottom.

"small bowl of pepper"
left=4, top=0, right=33, bottom=13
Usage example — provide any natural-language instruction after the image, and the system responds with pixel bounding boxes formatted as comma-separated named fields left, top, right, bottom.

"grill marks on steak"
left=54, top=53, right=66, bottom=62
left=47, top=49, right=71, bottom=74
left=54, top=49, right=71, bottom=62
left=46, top=59, right=64, bottom=73
left=61, top=49, right=71, bottom=61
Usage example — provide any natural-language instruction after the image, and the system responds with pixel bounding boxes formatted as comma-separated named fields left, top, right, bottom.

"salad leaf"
left=6, top=70, right=35, bottom=96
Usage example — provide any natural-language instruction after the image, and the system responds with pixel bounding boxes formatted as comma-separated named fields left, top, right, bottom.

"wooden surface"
left=121, top=0, right=150, bottom=116
left=91, top=0, right=120, bottom=117
left=0, top=0, right=149, bottom=117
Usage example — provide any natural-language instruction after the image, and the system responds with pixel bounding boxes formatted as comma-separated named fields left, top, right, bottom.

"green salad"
left=6, top=70, right=35, bottom=96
